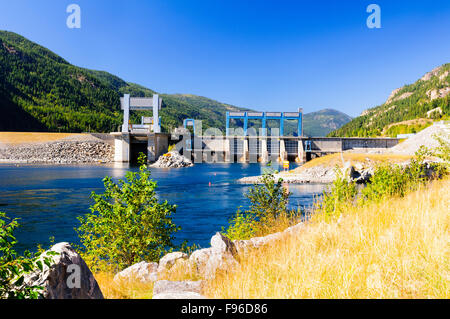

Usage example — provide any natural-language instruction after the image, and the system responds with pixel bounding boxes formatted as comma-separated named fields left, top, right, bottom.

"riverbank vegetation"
left=1, top=136, right=448, bottom=299
left=205, top=176, right=449, bottom=298
left=224, top=168, right=295, bottom=241
left=76, top=154, right=182, bottom=273
left=205, top=138, right=449, bottom=298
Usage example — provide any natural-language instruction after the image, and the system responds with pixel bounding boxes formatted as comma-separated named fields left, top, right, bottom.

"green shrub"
left=76, top=154, right=180, bottom=272
left=360, top=164, right=409, bottom=202
left=223, top=209, right=258, bottom=241
left=0, top=212, right=55, bottom=299
left=224, top=167, right=291, bottom=240
left=318, top=167, right=357, bottom=218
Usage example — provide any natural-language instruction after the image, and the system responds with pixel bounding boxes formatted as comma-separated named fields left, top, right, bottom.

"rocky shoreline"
left=25, top=221, right=306, bottom=299
left=238, top=162, right=374, bottom=185
left=0, top=137, right=114, bottom=164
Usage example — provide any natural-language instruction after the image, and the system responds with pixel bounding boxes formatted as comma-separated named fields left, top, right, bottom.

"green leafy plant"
left=360, top=164, right=410, bottom=203
left=225, top=167, right=291, bottom=240
left=223, top=209, right=259, bottom=241
left=76, top=153, right=180, bottom=272
left=317, top=167, right=358, bottom=218
left=0, top=212, right=55, bottom=299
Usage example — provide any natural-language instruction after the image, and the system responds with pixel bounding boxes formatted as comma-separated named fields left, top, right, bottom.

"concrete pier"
left=111, top=132, right=169, bottom=163
left=113, top=133, right=130, bottom=162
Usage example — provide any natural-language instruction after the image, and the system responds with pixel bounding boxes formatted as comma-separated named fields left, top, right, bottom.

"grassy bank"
left=94, top=272, right=154, bottom=299
left=205, top=177, right=449, bottom=298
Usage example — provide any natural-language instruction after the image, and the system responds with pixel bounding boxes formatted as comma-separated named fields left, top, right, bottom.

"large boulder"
left=233, top=231, right=285, bottom=256
left=205, top=233, right=239, bottom=279
left=24, top=242, right=103, bottom=299
left=114, top=261, right=158, bottom=284
left=152, top=280, right=205, bottom=299
left=157, top=251, right=188, bottom=273
left=189, top=248, right=213, bottom=277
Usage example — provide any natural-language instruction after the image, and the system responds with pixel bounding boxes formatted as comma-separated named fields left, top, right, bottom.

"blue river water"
left=0, top=163, right=326, bottom=253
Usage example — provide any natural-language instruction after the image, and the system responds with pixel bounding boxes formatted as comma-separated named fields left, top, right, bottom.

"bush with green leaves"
left=224, top=167, right=291, bottom=240
left=76, top=154, right=180, bottom=272
left=418, top=132, right=450, bottom=177
left=359, top=164, right=410, bottom=203
left=317, top=167, right=358, bottom=218
left=0, top=212, right=55, bottom=299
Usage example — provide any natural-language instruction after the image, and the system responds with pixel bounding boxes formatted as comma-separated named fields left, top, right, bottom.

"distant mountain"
left=0, top=31, right=248, bottom=133
left=329, top=63, right=450, bottom=137
left=303, top=109, right=352, bottom=137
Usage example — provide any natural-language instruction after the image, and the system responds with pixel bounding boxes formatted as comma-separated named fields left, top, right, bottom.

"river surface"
left=0, top=163, right=326, bottom=253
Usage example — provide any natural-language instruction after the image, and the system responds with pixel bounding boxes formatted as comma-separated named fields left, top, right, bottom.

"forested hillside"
left=0, top=31, right=248, bottom=133
left=329, top=63, right=450, bottom=137
left=0, top=30, right=350, bottom=135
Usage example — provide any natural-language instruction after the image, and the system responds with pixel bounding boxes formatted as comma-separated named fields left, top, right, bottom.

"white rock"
left=114, top=261, right=158, bottom=284
left=152, top=291, right=206, bottom=299
left=205, top=233, right=239, bottom=279
left=153, top=280, right=203, bottom=295
left=189, top=248, right=213, bottom=277
left=158, top=251, right=188, bottom=273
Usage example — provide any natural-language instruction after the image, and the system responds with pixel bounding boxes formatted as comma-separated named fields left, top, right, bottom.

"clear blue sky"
left=0, top=0, right=449, bottom=116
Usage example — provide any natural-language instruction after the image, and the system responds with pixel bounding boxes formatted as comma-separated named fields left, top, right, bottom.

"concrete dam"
left=111, top=96, right=400, bottom=164
left=112, top=133, right=400, bottom=164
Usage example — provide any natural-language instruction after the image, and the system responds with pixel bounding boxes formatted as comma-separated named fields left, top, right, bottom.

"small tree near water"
left=225, top=167, right=291, bottom=240
left=76, top=153, right=180, bottom=272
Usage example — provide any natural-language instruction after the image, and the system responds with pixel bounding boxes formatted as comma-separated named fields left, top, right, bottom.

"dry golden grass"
left=205, top=178, right=450, bottom=299
left=289, top=153, right=412, bottom=173
left=0, top=132, right=84, bottom=145
left=94, top=272, right=154, bottom=299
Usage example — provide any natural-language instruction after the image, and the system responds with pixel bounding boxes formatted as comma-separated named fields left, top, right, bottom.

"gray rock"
left=152, top=291, right=206, bottom=299
left=210, top=232, right=238, bottom=256
left=153, top=280, right=203, bottom=295
left=0, top=140, right=113, bottom=164
left=205, top=233, right=239, bottom=279
left=158, top=251, right=188, bottom=273
left=24, top=242, right=104, bottom=299
left=189, top=248, right=213, bottom=277
left=284, top=222, right=305, bottom=235
left=114, top=261, right=158, bottom=284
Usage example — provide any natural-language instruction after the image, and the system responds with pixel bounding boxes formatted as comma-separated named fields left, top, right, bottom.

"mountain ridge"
left=329, top=63, right=450, bottom=137
left=0, top=30, right=350, bottom=136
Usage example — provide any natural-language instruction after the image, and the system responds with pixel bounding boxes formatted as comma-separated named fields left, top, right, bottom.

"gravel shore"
left=0, top=134, right=114, bottom=164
